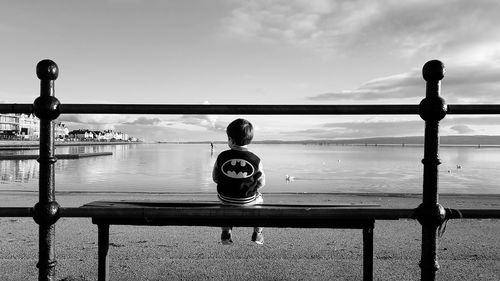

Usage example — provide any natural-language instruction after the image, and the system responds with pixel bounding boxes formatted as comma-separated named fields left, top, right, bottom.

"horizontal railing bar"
left=59, top=207, right=500, bottom=220
left=2, top=207, right=499, bottom=220
left=0, top=104, right=33, bottom=114
left=456, top=209, right=500, bottom=219
left=57, top=103, right=500, bottom=115
left=3, top=103, right=500, bottom=115
left=61, top=207, right=413, bottom=220
left=0, top=207, right=32, bottom=217
left=447, top=104, right=500, bottom=114
left=59, top=104, right=420, bottom=115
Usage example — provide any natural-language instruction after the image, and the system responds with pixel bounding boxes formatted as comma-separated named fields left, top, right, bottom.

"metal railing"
left=1, top=59, right=500, bottom=281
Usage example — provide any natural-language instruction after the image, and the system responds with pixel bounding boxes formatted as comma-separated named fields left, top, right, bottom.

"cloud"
left=114, top=123, right=219, bottom=142
left=442, top=116, right=500, bottom=135
left=58, top=114, right=174, bottom=134
left=222, top=0, right=333, bottom=44
left=123, top=117, right=162, bottom=126
left=322, top=119, right=424, bottom=138
left=177, top=115, right=212, bottom=127
left=308, top=70, right=422, bottom=102
left=276, top=115, right=500, bottom=140
left=279, top=119, right=423, bottom=139
left=57, top=111, right=225, bottom=137
left=57, top=113, right=225, bottom=141
left=307, top=62, right=500, bottom=103
left=223, top=0, right=500, bottom=62
left=449, top=125, right=475, bottom=134
left=58, top=114, right=129, bottom=128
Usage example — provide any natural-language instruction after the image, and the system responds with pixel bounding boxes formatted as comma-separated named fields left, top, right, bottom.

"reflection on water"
left=0, top=160, right=38, bottom=184
left=0, top=144, right=132, bottom=187
left=0, top=143, right=499, bottom=194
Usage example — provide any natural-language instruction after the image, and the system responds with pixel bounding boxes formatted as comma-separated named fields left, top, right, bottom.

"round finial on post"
left=33, top=201, right=60, bottom=225
left=422, top=60, right=445, bottom=81
left=33, top=96, right=61, bottom=120
left=418, top=96, right=447, bottom=121
left=36, top=59, right=59, bottom=80
left=413, top=203, right=447, bottom=227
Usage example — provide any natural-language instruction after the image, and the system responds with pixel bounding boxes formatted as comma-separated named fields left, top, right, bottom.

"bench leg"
left=363, top=227, right=374, bottom=281
left=98, top=224, right=110, bottom=281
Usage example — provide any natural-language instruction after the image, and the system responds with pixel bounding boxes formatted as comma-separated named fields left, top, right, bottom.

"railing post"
left=98, top=224, right=110, bottom=281
left=32, top=59, right=61, bottom=281
left=362, top=225, right=374, bottom=281
left=416, top=60, right=447, bottom=281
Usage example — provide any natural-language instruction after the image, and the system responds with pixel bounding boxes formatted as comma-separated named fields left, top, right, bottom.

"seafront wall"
left=0, top=140, right=139, bottom=148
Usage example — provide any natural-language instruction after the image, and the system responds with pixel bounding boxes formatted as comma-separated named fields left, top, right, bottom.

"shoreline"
left=2, top=140, right=500, bottom=148
left=0, top=140, right=140, bottom=149
left=0, top=152, right=113, bottom=160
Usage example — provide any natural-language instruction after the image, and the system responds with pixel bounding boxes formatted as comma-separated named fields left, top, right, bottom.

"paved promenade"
left=0, top=192, right=498, bottom=280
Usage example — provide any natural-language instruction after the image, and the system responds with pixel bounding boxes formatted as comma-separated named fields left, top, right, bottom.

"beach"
left=0, top=192, right=498, bottom=281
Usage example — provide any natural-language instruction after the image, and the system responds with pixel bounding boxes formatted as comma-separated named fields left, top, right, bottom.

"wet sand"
left=0, top=192, right=499, bottom=280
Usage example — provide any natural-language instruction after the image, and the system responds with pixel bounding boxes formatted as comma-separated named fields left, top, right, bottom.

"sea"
left=0, top=143, right=499, bottom=194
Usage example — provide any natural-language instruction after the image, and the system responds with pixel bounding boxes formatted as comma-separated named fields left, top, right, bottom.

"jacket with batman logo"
left=213, top=148, right=265, bottom=204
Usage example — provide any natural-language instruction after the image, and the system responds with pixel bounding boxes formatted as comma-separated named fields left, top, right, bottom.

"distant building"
left=93, top=131, right=106, bottom=141
left=68, top=129, right=131, bottom=142
left=69, top=129, right=95, bottom=140
left=0, top=114, right=20, bottom=136
left=55, top=123, right=69, bottom=139
left=19, top=114, right=40, bottom=139
left=102, top=130, right=126, bottom=141
left=0, top=113, right=41, bottom=139
left=0, top=114, right=134, bottom=141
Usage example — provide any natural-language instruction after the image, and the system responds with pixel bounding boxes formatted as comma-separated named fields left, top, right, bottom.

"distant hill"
left=254, top=135, right=500, bottom=146
left=161, top=135, right=500, bottom=146
left=358, top=135, right=500, bottom=145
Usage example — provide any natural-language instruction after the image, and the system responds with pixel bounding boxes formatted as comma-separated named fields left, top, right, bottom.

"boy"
left=212, top=118, right=265, bottom=245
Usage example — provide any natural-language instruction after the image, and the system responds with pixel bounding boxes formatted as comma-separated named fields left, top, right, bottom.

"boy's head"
left=226, top=118, right=254, bottom=146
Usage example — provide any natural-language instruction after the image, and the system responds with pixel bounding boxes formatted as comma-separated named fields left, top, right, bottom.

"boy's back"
left=212, top=118, right=265, bottom=245
left=215, top=148, right=263, bottom=204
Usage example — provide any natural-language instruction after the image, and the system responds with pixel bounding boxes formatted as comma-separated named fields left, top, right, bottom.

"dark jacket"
left=213, top=147, right=265, bottom=204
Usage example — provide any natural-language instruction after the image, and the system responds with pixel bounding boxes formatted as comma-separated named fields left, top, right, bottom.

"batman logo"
left=221, top=159, right=255, bottom=179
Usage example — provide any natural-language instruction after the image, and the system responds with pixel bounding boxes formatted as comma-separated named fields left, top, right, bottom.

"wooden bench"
left=82, top=200, right=381, bottom=281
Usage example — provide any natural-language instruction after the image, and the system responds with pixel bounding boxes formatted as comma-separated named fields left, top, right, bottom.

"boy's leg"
left=221, top=226, right=233, bottom=245
left=218, top=195, right=233, bottom=245
left=251, top=227, right=264, bottom=244
left=251, top=194, right=264, bottom=244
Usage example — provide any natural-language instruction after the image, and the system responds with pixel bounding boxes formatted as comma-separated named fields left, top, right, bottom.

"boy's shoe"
left=251, top=231, right=264, bottom=245
left=221, top=230, right=233, bottom=245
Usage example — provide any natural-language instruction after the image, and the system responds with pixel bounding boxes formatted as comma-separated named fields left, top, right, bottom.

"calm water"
left=0, top=143, right=499, bottom=194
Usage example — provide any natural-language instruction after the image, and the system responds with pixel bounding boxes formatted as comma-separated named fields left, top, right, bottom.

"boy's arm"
left=256, top=162, right=265, bottom=190
left=212, top=160, right=220, bottom=184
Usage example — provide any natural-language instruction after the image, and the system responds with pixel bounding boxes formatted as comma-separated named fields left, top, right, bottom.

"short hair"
left=226, top=118, right=254, bottom=146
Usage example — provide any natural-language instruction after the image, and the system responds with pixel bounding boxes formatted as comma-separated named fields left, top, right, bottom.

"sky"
left=1, top=0, right=500, bottom=142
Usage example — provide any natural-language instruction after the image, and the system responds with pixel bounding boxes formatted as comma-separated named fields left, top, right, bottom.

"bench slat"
left=82, top=200, right=381, bottom=208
